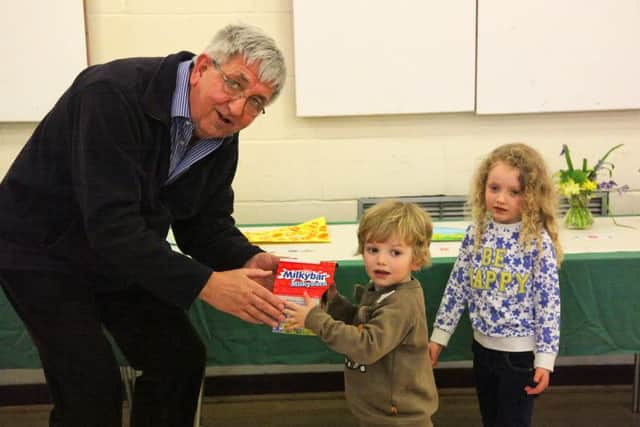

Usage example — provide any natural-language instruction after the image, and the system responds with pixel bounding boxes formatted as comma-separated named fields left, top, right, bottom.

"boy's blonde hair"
left=469, top=143, right=563, bottom=266
left=357, top=199, right=433, bottom=268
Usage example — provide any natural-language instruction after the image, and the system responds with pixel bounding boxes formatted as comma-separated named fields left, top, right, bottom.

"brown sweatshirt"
left=305, top=279, right=438, bottom=426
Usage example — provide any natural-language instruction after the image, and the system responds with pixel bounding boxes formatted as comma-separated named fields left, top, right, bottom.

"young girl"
left=284, top=199, right=438, bottom=427
left=429, top=143, right=563, bottom=427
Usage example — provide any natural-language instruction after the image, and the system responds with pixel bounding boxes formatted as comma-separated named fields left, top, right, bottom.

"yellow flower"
left=558, top=144, right=625, bottom=194
left=558, top=180, right=581, bottom=196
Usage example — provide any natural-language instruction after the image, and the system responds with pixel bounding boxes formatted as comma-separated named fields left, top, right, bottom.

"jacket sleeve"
left=170, top=162, right=262, bottom=271
left=70, top=82, right=211, bottom=308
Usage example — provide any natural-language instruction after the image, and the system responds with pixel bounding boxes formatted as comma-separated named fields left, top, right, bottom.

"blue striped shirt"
left=165, top=60, right=229, bottom=185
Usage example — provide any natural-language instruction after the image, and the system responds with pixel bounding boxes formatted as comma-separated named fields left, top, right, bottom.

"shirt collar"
left=171, top=60, right=193, bottom=120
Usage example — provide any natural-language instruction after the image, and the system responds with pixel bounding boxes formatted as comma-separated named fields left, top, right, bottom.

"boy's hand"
left=283, top=292, right=317, bottom=330
left=525, top=367, right=550, bottom=395
left=428, top=342, right=443, bottom=367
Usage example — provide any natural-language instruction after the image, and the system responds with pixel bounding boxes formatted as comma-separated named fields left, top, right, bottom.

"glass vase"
left=564, top=193, right=593, bottom=230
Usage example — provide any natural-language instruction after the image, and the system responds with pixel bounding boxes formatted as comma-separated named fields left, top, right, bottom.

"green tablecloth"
left=185, top=252, right=640, bottom=367
left=2, top=230, right=640, bottom=370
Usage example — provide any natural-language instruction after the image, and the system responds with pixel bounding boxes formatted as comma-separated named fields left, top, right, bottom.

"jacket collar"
left=141, top=51, right=195, bottom=127
left=367, top=277, right=419, bottom=294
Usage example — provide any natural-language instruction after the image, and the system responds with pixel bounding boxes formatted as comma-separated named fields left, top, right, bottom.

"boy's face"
left=362, top=233, right=420, bottom=287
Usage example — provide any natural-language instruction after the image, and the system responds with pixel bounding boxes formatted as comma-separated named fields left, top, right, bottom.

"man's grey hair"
left=203, top=24, right=286, bottom=104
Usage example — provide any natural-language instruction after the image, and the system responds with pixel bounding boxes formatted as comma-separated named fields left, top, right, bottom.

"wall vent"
left=357, top=192, right=608, bottom=219
left=357, top=195, right=468, bottom=220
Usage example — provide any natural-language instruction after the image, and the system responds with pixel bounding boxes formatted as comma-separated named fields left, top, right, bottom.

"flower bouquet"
left=556, top=144, right=626, bottom=229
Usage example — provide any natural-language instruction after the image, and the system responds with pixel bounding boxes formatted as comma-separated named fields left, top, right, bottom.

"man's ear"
left=190, top=54, right=210, bottom=85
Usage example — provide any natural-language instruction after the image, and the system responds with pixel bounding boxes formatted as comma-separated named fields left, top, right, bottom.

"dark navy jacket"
left=0, top=52, right=261, bottom=308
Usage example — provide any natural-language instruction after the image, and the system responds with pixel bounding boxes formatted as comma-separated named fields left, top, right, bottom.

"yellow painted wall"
left=1, top=0, right=638, bottom=223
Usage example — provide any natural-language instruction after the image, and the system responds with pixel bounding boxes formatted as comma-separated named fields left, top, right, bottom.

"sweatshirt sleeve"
left=532, top=233, right=561, bottom=371
left=431, top=226, right=474, bottom=347
left=324, top=291, right=358, bottom=324
left=305, top=292, right=417, bottom=365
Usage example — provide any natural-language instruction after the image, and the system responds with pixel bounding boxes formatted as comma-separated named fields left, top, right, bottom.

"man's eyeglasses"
left=211, top=59, right=266, bottom=117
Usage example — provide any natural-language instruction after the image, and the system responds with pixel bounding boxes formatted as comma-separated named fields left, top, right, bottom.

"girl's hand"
left=525, top=367, right=550, bottom=395
left=282, top=292, right=317, bottom=330
left=428, top=342, right=443, bottom=367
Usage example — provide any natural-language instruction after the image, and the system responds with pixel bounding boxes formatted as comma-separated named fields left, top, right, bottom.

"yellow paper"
left=243, top=217, right=330, bottom=243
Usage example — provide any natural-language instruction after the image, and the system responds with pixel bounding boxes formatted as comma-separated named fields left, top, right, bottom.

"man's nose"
left=227, top=96, right=247, bottom=116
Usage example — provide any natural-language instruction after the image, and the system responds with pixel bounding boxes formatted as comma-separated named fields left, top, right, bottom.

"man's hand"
left=198, top=268, right=284, bottom=327
left=525, top=367, right=550, bottom=395
left=244, top=252, right=280, bottom=290
left=428, top=342, right=443, bottom=367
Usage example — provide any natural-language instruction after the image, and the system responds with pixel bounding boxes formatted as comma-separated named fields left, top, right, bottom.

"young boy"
left=284, top=199, right=439, bottom=427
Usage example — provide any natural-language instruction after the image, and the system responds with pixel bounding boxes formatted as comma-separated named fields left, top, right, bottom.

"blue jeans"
left=472, top=340, right=536, bottom=427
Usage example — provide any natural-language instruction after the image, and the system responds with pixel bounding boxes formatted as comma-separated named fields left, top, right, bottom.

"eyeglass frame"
left=210, top=58, right=267, bottom=117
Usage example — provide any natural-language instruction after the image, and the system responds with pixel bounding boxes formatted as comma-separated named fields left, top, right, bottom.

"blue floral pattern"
left=434, top=221, right=560, bottom=356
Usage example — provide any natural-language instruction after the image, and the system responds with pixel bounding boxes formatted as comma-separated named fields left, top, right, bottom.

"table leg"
left=120, top=366, right=136, bottom=410
left=633, top=353, right=639, bottom=413
left=194, top=377, right=204, bottom=427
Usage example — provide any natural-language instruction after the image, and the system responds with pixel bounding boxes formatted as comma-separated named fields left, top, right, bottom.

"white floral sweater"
left=431, top=220, right=561, bottom=371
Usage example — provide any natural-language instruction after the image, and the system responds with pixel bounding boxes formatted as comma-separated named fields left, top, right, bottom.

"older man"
left=0, top=25, right=286, bottom=427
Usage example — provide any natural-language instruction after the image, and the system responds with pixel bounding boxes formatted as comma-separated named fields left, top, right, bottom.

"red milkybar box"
left=272, top=259, right=337, bottom=335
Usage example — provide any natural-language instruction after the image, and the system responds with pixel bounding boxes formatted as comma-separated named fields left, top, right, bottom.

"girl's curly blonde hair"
left=469, top=143, right=563, bottom=266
